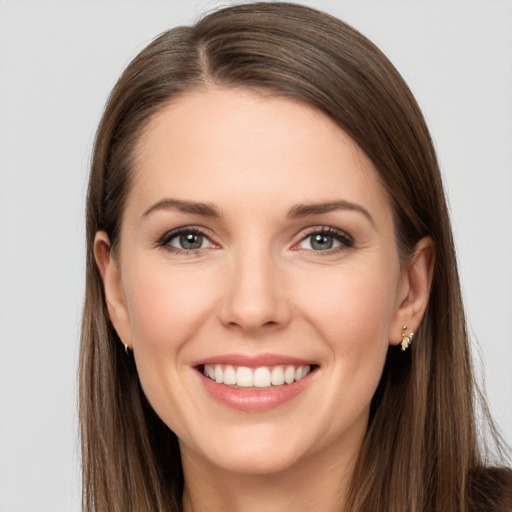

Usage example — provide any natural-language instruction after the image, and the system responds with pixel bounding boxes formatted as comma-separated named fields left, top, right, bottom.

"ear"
left=94, top=231, right=133, bottom=349
left=389, top=237, right=435, bottom=346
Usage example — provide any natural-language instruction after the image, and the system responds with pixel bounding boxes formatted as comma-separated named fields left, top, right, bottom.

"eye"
left=297, top=227, right=353, bottom=252
left=159, top=227, right=215, bottom=252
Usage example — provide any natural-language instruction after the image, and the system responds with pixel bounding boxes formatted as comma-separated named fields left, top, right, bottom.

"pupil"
left=180, top=232, right=202, bottom=250
left=311, top=233, right=333, bottom=250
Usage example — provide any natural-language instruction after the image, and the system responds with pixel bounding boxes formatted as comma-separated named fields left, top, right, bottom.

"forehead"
left=129, top=87, right=390, bottom=219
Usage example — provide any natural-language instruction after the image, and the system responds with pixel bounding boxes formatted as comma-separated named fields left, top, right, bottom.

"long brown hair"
left=80, top=3, right=511, bottom=511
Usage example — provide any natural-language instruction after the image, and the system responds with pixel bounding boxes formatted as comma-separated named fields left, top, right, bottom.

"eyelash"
left=157, top=226, right=216, bottom=255
left=295, top=226, right=354, bottom=254
left=156, top=225, right=354, bottom=255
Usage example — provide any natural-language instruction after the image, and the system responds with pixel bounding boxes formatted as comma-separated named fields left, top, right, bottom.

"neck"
left=180, top=435, right=362, bottom=512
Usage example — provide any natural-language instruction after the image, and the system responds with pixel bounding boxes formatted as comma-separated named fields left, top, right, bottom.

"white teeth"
left=203, top=364, right=312, bottom=388
left=236, top=366, right=253, bottom=387
left=223, top=365, right=237, bottom=385
left=284, top=365, right=295, bottom=384
left=253, top=367, right=271, bottom=388
left=294, top=365, right=311, bottom=380
left=271, top=366, right=285, bottom=385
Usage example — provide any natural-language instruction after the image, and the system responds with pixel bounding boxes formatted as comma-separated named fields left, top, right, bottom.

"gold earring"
left=124, top=343, right=130, bottom=356
left=400, top=324, right=414, bottom=351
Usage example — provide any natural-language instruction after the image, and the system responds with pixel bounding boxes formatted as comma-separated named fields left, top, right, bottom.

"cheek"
left=120, top=261, right=221, bottom=432
left=296, top=260, right=399, bottom=351
left=122, top=260, right=218, bottom=354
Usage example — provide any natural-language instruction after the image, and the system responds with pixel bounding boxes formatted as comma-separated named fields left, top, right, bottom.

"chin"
left=205, top=444, right=303, bottom=476
left=180, top=422, right=311, bottom=476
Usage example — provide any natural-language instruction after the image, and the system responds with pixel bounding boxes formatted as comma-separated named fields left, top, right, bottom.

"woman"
left=80, top=2, right=511, bottom=511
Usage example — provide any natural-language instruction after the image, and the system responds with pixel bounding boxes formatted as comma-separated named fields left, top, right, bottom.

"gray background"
left=0, top=1, right=511, bottom=510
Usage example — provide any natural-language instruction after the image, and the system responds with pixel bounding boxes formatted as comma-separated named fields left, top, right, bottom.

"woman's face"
left=98, top=88, right=416, bottom=476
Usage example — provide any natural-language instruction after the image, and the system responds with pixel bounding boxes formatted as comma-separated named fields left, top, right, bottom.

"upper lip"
left=192, top=353, right=316, bottom=368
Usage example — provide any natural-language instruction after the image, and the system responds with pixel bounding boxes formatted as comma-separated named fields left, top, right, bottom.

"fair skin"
left=95, top=87, right=434, bottom=512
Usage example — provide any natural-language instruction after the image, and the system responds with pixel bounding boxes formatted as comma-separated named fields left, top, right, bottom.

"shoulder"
left=468, top=466, right=512, bottom=512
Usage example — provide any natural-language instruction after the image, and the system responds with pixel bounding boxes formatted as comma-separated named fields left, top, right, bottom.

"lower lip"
left=196, top=369, right=316, bottom=413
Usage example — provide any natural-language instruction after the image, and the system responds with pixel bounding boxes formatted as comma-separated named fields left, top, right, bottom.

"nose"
left=218, top=247, right=291, bottom=334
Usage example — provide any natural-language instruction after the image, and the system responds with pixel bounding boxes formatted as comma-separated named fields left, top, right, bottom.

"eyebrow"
left=287, top=200, right=375, bottom=226
left=142, top=197, right=374, bottom=226
left=142, top=198, right=222, bottom=218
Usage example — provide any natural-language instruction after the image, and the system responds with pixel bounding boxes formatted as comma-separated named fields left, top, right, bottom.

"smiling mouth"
left=201, top=364, right=315, bottom=388
left=195, top=358, right=318, bottom=412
